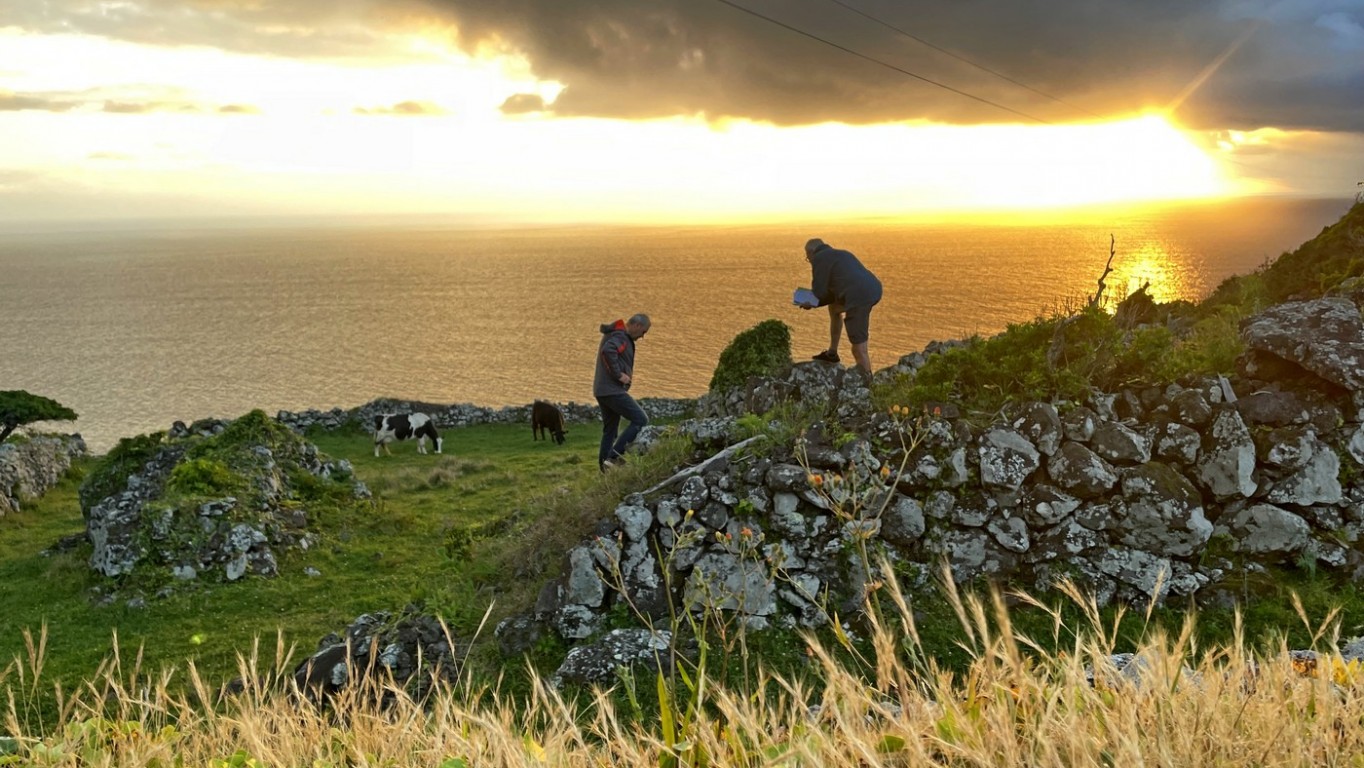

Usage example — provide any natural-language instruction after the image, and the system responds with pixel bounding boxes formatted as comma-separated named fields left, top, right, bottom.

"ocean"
left=0, top=197, right=1351, bottom=453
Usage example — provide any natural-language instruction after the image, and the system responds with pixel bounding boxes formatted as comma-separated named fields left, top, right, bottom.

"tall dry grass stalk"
left=6, top=564, right=1364, bottom=767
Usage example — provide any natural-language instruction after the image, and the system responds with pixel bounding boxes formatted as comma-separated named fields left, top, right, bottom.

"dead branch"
left=1048, top=234, right=1118, bottom=370
left=1090, top=234, right=1116, bottom=309
left=642, top=435, right=766, bottom=495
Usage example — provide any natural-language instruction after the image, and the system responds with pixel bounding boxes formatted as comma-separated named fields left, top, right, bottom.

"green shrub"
left=876, top=305, right=1198, bottom=416
left=879, top=310, right=1098, bottom=415
left=167, top=457, right=239, bottom=497
left=708, top=319, right=793, bottom=393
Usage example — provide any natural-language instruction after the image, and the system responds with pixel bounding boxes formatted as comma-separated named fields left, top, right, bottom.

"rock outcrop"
left=82, top=411, right=367, bottom=592
left=287, top=606, right=463, bottom=702
left=499, top=290, right=1364, bottom=672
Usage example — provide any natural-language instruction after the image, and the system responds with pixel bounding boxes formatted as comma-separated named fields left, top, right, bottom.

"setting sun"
left=0, top=22, right=1296, bottom=227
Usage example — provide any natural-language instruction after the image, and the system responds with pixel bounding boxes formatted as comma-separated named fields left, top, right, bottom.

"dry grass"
left=6, top=563, right=1364, bottom=767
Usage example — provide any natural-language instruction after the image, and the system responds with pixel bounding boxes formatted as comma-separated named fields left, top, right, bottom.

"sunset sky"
left=1, top=0, right=1361, bottom=225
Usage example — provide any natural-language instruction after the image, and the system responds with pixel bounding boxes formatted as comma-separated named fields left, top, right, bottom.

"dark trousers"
left=596, top=393, right=649, bottom=467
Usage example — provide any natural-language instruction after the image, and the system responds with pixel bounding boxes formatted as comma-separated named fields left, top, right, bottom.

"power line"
left=818, top=0, right=1103, bottom=119
left=712, top=0, right=1053, bottom=125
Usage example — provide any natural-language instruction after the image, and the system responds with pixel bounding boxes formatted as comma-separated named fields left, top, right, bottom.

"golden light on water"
left=1114, top=244, right=1187, bottom=304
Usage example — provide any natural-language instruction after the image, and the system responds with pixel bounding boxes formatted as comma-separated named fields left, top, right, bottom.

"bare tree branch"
left=1090, top=234, right=1116, bottom=309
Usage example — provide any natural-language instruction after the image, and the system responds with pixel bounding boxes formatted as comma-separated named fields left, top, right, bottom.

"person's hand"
left=619, top=373, right=632, bottom=385
left=798, top=303, right=814, bottom=310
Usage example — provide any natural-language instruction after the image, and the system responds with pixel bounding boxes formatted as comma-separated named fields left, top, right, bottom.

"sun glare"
left=0, top=29, right=1235, bottom=224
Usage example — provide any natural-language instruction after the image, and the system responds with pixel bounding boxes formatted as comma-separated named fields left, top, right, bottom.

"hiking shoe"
left=812, top=350, right=841, bottom=363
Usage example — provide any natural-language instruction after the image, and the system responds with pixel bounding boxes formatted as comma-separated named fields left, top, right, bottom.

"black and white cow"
left=373, top=412, right=443, bottom=457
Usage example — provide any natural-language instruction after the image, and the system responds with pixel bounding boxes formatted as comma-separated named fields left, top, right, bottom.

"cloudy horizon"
left=1, top=0, right=1361, bottom=225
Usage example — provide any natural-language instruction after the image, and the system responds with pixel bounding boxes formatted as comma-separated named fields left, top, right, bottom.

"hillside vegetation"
left=2, top=201, right=1363, bottom=763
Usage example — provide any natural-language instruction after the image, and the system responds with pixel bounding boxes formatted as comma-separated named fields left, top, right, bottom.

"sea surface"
left=1, top=197, right=1352, bottom=453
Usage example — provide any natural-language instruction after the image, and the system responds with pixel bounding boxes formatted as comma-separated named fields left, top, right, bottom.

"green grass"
left=0, top=420, right=663, bottom=722
left=4, top=202, right=1363, bottom=729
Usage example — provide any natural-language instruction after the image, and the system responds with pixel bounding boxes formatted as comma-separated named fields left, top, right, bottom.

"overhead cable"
left=819, top=0, right=1102, bottom=119
left=712, top=0, right=1053, bottom=124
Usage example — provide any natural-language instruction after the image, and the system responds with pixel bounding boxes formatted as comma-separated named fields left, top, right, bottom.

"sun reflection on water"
left=1114, top=243, right=1190, bottom=304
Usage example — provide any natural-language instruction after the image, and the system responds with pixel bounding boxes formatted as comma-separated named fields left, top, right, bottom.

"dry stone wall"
left=0, top=434, right=86, bottom=515
left=502, top=295, right=1364, bottom=683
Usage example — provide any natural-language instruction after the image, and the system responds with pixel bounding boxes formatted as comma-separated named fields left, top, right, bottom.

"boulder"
left=1196, top=409, right=1258, bottom=500
left=1265, top=435, right=1342, bottom=507
left=1241, top=297, right=1364, bottom=392
left=1153, top=421, right=1201, bottom=465
left=685, top=551, right=776, bottom=616
left=987, top=515, right=1030, bottom=554
left=928, top=529, right=1014, bottom=582
left=881, top=495, right=926, bottom=545
left=1012, top=402, right=1063, bottom=456
left=1349, top=425, right=1364, bottom=466
left=1258, top=425, right=1316, bottom=471
left=563, top=546, right=606, bottom=607
left=1061, top=406, right=1098, bottom=443
left=1094, top=547, right=1173, bottom=603
left=1047, top=442, right=1119, bottom=499
left=1090, top=421, right=1152, bottom=465
left=1020, top=485, right=1082, bottom=527
left=551, top=629, right=672, bottom=688
left=1236, top=391, right=1311, bottom=428
left=291, top=607, right=460, bottom=701
left=1169, top=389, right=1213, bottom=429
left=1219, top=503, right=1312, bottom=555
left=1115, top=463, right=1212, bottom=558
left=977, top=427, right=1041, bottom=490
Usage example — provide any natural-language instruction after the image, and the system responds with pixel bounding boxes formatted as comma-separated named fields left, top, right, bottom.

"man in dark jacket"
left=593, top=313, right=651, bottom=471
left=800, top=238, right=883, bottom=374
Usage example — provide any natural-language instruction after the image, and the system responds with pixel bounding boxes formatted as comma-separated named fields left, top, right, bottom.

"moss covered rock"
left=83, top=410, right=366, bottom=590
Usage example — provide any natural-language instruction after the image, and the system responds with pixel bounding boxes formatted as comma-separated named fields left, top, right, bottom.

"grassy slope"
left=8, top=423, right=1364, bottom=706
left=0, top=422, right=629, bottom=707
left=3, top=203, right=1363, bottom=726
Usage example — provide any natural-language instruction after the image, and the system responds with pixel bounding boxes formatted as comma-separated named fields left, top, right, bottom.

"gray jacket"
left=809, top=243, right=883, bottom=308
left=593, top=320, right=636, bottom=397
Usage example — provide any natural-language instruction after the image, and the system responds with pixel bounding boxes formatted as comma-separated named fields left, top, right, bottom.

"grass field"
left=7, top=414, right=1364, bottom=756
left=0, top=420, right=693, bottom=724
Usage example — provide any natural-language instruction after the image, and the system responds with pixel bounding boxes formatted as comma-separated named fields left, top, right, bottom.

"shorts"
left=842, top=302, right=877, bottom=344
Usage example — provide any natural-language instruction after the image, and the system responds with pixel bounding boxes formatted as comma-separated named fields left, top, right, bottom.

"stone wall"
left=0, top=434, right=87, bottom=515
left=276, top=397, right=695, bottom=434
left=500, top=295, right=1364, bottom=670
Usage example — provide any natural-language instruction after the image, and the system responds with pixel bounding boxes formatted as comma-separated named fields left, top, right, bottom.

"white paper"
left=793, top=288, right=818, bottom=307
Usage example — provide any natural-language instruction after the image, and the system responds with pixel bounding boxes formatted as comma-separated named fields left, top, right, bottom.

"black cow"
left=373, top=412, right=443, bottom=457
left=531, top=400, right=567, bottom=445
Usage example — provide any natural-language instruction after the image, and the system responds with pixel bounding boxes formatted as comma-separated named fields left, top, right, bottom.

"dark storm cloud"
left=499, top=93, right=546, bottom=114
left=429, top=0, right=1364, bottom=131
left=6, top=0, right=1361, bottom=131
left=353, top=100, right=447, bottom=115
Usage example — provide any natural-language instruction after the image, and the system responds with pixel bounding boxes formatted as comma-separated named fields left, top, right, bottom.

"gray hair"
left=628, top=313, right=651, bottom=328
